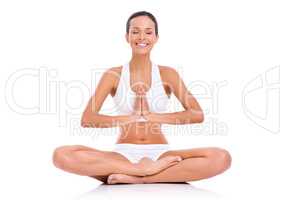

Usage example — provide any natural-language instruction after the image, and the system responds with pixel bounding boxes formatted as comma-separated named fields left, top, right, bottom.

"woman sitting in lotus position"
left=52, top=11, right=231, bottom=184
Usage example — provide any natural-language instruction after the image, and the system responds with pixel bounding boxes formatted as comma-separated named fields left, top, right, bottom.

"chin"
left=133, top=48, right=152, bottom=55
left=135, top=51, right=150, bottom=55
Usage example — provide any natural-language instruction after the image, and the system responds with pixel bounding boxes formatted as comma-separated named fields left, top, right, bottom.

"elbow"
left=81, top=118, right=98, bottom=128
left=197, top=111, right=204, bottom=123
left=81, top=120, right=89, bottom=128
left=188, top=109, right=204, bottom=123
left=81, top=114, right=98, bottom=128
left=81, top=117, right=90, bottom=128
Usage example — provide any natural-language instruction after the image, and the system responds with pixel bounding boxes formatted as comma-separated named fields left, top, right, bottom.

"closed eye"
left=132, top=31, right=152, bottom=34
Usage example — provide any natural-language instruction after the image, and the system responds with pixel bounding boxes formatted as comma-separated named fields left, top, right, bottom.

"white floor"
left=2, top=134, right=284, bottom=200
left=76, top=183, right=222, bottom=200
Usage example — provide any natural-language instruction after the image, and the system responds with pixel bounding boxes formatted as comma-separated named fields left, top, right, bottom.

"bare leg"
left=52, top=145, right=182, bottom=181
left=137, top=156, right=182, bottom=175
left=107, top=147, right=231, bottom=184
left=107, top=174, right=144, bottom=184
left=107, top=157, right=182, bottom=184
left=53, top=145, right=146, bottom=176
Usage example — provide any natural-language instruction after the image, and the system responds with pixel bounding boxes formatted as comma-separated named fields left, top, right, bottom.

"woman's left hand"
left=141, top=93, right=150, bottom=116
left=141, top=96, right=159, bottom=122
left=140, top=88, right=161, bottom=122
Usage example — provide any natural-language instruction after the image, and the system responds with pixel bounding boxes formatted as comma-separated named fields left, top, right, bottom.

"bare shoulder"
left=110, top=65, right=123, bottom=72
left=103, top=65, right=122, bottom=83
left=107, top=65, right=123, bottom=76
left=158, top=65, right=180, bottom=82
left=105, top=65, right=123, bottom=96
left=157, top=65, right=181, bottom=96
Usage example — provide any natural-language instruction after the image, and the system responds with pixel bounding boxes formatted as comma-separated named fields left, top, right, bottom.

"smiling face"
left=125, top=16, right=159, bottom=55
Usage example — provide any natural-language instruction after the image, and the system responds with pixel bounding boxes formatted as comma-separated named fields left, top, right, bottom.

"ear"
left=125, top=33, right=129, bottom=43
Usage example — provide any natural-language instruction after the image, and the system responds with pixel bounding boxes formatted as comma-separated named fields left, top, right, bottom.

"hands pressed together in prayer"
left=131, top=83, right=156, bottom=122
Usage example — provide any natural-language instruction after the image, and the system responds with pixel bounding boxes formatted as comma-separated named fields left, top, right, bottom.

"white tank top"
left=112, top=62, right=170, bottom=115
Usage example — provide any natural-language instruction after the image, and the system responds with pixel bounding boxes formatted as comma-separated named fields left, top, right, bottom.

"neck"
left=129, top=53, right=152, bottom=72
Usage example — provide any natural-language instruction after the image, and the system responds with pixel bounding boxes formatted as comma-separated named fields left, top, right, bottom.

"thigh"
left=157, top=147, right=222, bottom=160
left=55, top=145, right=131, bottom=183
left=87, top=148, right=131, bottom=183
left=89, top=149, right=131, bottom=184
left=55, top=144, right=129, bottom=161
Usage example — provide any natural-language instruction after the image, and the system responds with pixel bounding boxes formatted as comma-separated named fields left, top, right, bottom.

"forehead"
left=129, top=16, right=155, bottom=29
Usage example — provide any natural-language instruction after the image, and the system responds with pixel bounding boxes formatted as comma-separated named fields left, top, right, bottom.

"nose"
left=139, top=32, right=145, bottom=40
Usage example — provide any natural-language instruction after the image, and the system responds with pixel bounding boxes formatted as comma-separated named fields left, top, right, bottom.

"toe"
left=107, top=174, right=117, bottom=184
left=176, top=156, right=182, bottom=161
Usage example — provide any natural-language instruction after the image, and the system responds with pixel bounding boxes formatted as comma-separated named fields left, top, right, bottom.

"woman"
left=52, top=11, right=231, bottom=184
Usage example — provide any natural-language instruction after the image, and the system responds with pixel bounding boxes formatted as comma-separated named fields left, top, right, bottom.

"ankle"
left=141, top=176, right=149, bottom=184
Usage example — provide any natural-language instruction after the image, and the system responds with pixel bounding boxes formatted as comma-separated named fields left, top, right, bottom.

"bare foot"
left=107, top=174, right=144, bottom=184
left=107, top=156, right=182, bottom=184
left=138, top=156, right=182, bottom=176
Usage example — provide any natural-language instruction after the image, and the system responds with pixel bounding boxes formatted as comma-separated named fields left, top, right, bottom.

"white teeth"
left=137, top=43, right=147, bottom=47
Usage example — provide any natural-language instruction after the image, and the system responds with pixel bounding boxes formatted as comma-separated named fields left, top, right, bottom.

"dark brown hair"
left=126, top=11, right=158, bottom=36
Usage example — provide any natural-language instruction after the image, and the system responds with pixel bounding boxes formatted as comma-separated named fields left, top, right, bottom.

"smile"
left=136, top=43, right=149, bottom=48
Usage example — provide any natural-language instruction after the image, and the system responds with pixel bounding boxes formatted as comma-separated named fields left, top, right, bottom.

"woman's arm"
left=81, top=67, right=140, bottom=128
left=81, top=113, right=139, bottom=128
left=144, top=110, right=204, bottom=125
left=143, top=66, right=204, bottom=125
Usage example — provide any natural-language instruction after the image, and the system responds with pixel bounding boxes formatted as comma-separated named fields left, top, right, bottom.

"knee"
left=209, top=148, right=232, bottom=173
left=52, top=145, right=73, bottom=170
left=52, top=145, right=103, bottom=172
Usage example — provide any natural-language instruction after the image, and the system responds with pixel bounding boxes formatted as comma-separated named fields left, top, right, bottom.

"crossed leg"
left=108, top=147, right=232, bottom=184
left=52, top=145, right=181, bottom=184
left=52, top=145, right=131, bottom=183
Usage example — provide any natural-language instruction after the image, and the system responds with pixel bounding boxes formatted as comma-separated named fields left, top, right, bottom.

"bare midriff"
left=116, top=121, right=168, bottom=144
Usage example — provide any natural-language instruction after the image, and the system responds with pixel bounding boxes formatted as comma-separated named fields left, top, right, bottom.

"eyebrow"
left=131, top=27, right=153, bottom=30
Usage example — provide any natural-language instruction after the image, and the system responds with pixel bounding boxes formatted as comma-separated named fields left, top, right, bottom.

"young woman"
left=52, top=11, right=231, bottom=184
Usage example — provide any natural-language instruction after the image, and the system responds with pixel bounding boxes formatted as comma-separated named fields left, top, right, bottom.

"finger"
left=141, top=95, right=150, bottom=112
left=132, top=95, right=142, bottom=115
left=137, top=84, right=147, bottom=95
left=139, top=96, right=143, bottom=114
left=137, top=89, right=146, bottom=96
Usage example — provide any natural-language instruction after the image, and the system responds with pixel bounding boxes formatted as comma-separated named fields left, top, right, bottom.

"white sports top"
left=112, top=62, right=170, bottom=116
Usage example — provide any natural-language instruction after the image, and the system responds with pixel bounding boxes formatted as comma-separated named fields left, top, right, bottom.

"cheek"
left=129, top=37, right=137, bottom=44
left=148, top=36, right=157, bottom=43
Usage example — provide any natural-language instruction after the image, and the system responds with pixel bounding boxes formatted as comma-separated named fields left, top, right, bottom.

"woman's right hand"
left=132, top=91, right=142, bottom=116
left=130, top=85, right=146, bottom=122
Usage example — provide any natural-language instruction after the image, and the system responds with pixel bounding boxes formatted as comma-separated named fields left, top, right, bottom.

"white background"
left=0, top=0, right=284, bottom=199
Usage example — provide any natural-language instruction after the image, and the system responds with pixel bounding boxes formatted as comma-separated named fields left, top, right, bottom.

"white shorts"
left=113, top=143, right=171, bottom=163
